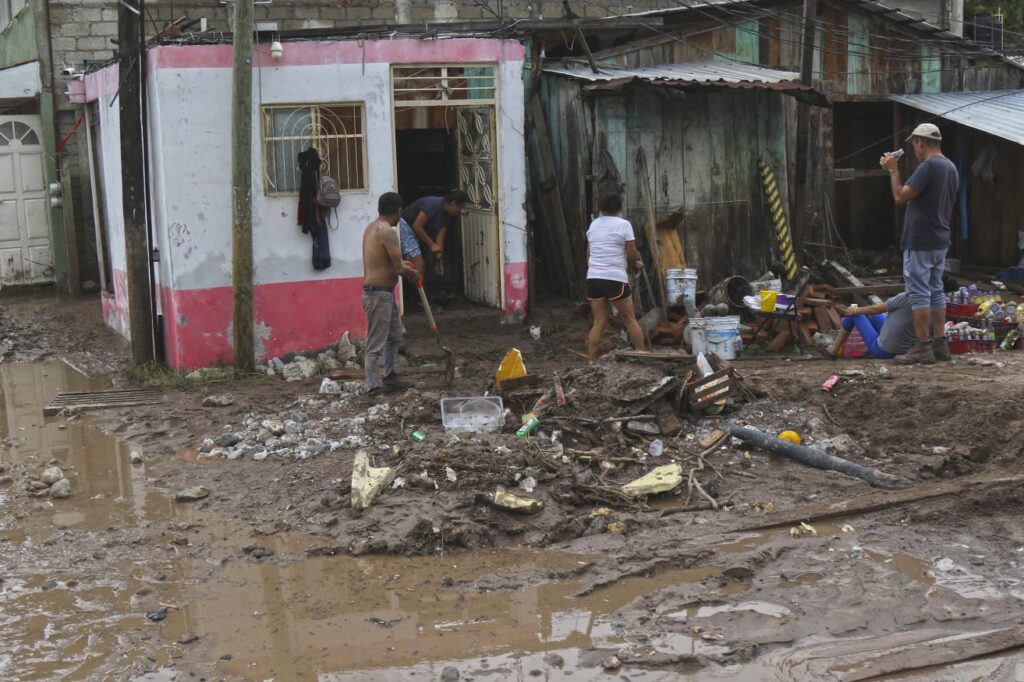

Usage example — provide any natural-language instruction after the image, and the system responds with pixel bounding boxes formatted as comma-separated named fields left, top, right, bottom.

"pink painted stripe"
left=84, top=38, right=523, bottom=101
left=146, top=39, right=524, bottom=72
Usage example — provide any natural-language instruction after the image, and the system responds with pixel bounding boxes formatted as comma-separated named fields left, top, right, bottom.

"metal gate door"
left=0, top=116, right=53, bottom=284
left=457, top=107, right=500, bottom=307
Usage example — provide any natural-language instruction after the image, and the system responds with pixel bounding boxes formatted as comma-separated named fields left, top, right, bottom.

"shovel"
left=415, top=280, right=455, bottom=386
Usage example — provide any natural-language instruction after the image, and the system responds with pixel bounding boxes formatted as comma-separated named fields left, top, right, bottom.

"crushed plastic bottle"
left=648, top=439, right=664, bottom=457
left=519, top=476, right=537, bottom=493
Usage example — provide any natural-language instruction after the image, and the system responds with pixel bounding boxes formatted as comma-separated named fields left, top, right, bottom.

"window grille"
left=392, top=65, right=496, bottom=107
left=261, top=103, right=366, bottom=195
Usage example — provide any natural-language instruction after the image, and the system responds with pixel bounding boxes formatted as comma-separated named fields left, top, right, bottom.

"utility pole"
left=793, top=0, right=818, bottom=257
left=118, top=0, right=155, bottom=366
left=231, top=0, right=255, bottom=372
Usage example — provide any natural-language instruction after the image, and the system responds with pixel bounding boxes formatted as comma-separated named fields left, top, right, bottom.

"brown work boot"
left=931, top=337, right=951, bottom=361
left=894, top=340, right=936, bottom=365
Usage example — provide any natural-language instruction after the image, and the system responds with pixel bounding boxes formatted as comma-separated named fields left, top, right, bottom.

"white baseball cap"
left=906, top=123, right=942, bottom=142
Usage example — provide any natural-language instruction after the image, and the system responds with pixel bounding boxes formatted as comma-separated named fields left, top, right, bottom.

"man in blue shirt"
left=881, top=123, right=959, bottom=365
left=397, top=189, right=469, bottom=279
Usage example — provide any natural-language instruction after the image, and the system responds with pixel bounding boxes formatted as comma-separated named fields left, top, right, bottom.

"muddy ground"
left=3, top=291, right=1024, bottom=680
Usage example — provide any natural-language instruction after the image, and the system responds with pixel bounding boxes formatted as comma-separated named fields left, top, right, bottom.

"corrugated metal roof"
left=542, top=61, right=800, bottom=84
left=891, top=90, right=1024, bottom=146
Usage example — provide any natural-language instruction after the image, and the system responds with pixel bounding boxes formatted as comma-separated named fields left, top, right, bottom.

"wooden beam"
left=118, top=0, right=155, bottom=366
left=831, top=283, right=905, bottom=295
left=636, top=147, right=668, bottom=318
left=231, top=0, right=255, bottom=372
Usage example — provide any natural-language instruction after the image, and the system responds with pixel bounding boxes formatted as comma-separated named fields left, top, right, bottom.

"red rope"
left=56, top=112, right=86, bottom=154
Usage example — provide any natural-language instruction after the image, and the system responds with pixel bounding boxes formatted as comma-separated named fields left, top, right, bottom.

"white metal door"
left=457, top=107, right=500, bottom=307
left=0, top=116, right=54, bottom=285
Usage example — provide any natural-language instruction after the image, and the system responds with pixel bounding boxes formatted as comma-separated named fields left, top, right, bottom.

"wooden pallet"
left=685, top=369, right=737, bottom=410
left=43, top=388, right=166, bottom=416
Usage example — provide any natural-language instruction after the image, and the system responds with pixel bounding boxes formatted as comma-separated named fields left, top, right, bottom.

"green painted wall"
left=0, top=5, right=38, bottom=67
left=0, top=5, right=69, bottom=291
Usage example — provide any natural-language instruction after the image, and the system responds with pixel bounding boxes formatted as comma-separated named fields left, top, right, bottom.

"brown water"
left=2, top=363, right=1017, bottom=681
left=0, top=363, right=746, bottom=680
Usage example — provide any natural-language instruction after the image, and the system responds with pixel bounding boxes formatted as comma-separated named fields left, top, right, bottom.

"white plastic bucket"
left=702, top=316, right=742, bottom=360
left=689, top=317, right=710, bottom=355
left=666, top=267, right=699, bottom=317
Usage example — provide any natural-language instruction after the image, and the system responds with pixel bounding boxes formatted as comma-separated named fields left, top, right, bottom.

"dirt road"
left=2, top=292, right=1024, bottom=680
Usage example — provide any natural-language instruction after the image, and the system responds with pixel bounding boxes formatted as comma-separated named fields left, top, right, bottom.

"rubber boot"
left=894, top=340, right=936, bottom=365
left=931, top=337, right=951, bottom=362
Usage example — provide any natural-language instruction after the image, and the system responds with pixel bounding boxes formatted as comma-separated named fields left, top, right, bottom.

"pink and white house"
left=72, top=36, right=528, bottom=369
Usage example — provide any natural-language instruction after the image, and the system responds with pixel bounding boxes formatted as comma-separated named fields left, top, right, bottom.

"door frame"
left=389, top=63, right=503, bottom=308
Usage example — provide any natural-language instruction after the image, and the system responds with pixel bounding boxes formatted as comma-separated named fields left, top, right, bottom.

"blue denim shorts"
left=398, top=218, right=421, bottom=260
left=903, top=249, right=947, bottom=311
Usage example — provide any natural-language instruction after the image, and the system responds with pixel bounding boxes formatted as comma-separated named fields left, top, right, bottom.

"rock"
left=543, top=653, right=565, bottom=668
left=626, top=420, right=661, bottom=435
left=878, top=365, right=893, bottom=379
left=440, top=666, right=460, bottom=682
left=0, top=476, right=12, bottom=486
left=819, top=434, right=864, bottom=458
left=175, top=486, right=210, bottom=502
left=146, top=607, right=169, bottom=622
left=601, top=655, right=621, bottom=670
left=283, top=356, right=318, bottom=382
left=280, top=434, right=299, bottom=446
left=215, top=433, right=241, bottom=448
left=321, top=357, right=343, bottom=372
left=202, top=394, right=235, bottom=408
left=27, top=479, right=49, bottom=492
left=242, top=545, right=274, bottom=560
left=130, top=450, right=144, bottom=465
left=269, top=357, right=286, bottom=376
left=48, top=478, right=72, bottom=499
left=177, top=633, right=200, bottom=645
left=305, top=439, right=327, bottom=457
left=319, top=378, right=342, bottom=395
left=351, top=451, right=395, bottom=509
left=283, top=419, right=301, bottom=434
left=252, top=451, right=268, bottom=462
left=291, top=411, right=310, bottom=423
left=335, top=331, right=357, bottom=362
left=622, top=464, right=684, bottom=497
left=261, top=419, right=286, bottom=436
left=491, top=487, right=544, bottom=514
left=41, top=466, right=64, bottom=486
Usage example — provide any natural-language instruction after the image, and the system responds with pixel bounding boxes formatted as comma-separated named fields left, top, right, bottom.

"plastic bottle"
left=648, top=439, right=664, bottom=457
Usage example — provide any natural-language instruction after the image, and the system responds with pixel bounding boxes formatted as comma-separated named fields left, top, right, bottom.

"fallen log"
left=728, top=424, right=908, bottom=489
left=731, top=474, right=1024, bottom=532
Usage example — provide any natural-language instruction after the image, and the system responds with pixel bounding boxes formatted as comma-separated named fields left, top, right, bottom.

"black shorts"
left=586, top=278, right=631, bottom=301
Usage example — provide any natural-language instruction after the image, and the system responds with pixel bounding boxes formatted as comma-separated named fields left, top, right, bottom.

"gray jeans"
left=362, top=289, right=402, bottom=390
left=903, top=249, right=947, bottom=311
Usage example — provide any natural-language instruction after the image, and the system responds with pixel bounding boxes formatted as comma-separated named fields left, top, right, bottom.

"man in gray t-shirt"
left=881, top=123, right=959, bottom=365
left=823, top=293, right=916, bottom=360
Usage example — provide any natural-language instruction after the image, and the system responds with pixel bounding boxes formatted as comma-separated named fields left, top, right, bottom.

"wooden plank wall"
left=957, top=130, right=1024, bottom=267
left=589, top=87, right=793, bottom=288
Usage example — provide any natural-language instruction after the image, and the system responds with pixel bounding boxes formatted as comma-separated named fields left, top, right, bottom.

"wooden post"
left=118, top=0, right=155, bottom=366
left=231, top=0, right=255, bottom=371
left=794, top=0, right=817, bottom=253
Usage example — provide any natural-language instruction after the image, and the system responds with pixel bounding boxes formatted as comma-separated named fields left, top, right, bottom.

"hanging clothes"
left=297, top=147, right=331, bottom=270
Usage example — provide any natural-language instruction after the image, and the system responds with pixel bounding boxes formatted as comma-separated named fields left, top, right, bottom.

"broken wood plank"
left=764, top=329, right=792, bottom=353
left=656, top=211, right=687, bottom=270
left=800, top=626, right=1024, bottom=681
left=44, top=389, right=165, bottom=416
left=812, top=305, right=833, bottom=332
left=826, top=305, right=843, bottom=328
left=329, top=366, right=446, bottom=380
left=822, top=261, right=885, bottom=305
left=612, top=349, right=695, bottom=363
left=732, top=474, right=1024, bottom=532
left=686, top=370, right=736, bottom=409
left=830, top=283, right=905, bottom=296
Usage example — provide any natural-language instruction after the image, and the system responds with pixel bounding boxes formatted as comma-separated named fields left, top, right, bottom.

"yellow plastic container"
left=495, top=348, right=527, bottom=390
left=759, top=290, right=778, bottom=312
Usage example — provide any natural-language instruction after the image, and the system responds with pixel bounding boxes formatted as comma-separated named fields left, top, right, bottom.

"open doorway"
left=394, top=109, right=462, bottom=296
left=392, top=65, right=501, bottom=308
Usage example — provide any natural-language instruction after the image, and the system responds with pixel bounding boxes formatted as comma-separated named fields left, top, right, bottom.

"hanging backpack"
left=317, top=175, right=341, bottom=208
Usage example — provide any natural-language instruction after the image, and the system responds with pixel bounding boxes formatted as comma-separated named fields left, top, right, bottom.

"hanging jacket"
left=297, top=148, right=321, bottom=235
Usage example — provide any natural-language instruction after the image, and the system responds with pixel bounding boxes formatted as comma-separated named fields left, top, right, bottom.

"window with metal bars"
left=392, top=65, right=497, bottom=106
left=261, top=103, right=366, bottom=195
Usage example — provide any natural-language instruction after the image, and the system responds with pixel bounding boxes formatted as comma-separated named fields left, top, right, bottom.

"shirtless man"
left=362, top=192, right=418, bottom=397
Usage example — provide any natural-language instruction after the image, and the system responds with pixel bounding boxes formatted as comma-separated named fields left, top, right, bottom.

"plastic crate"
left=842, top=329, right=867, bottom=358
left=947, top=302, right=979, bottom=318
left=440, top=396, right=505, bottom=433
